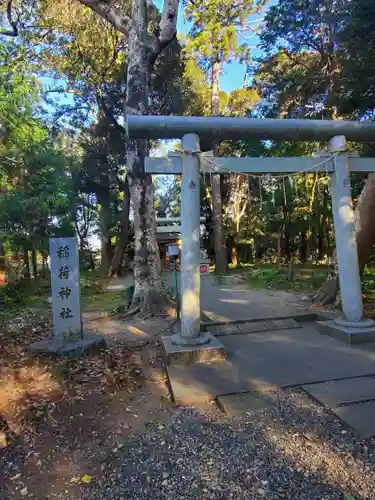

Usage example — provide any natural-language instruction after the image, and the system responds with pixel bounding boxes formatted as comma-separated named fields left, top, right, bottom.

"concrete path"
left=200, top=274, right=311, bottom=322
left=167, top=322, right=375, bottom=401
left=162, top=274, right=375, bottom=438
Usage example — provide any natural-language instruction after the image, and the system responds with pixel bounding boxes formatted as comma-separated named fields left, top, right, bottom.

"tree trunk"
left=126, top=0, right=164, bottom=312
left=99, top=201, right=112, bottom=276
left=276, top=235, right=281, bottom=269
left=317, top=214, right=325, bottom=262
left=23, top=249, right=30, bottom=279
left=211, top=58, right=227, bottom=273
left=317, top=187, right=328, bottom=262
left=299, top=230, right=307, bottom=264
left=0, top=241, right=6, bottom=287
left=76, top=0, right=179, bottom=313
left=314, top=173, right=375, bottom=305
left=31, top=248, right=37, bottom=281
left=111, top=177, right=130, bottom=276
left=231, top=245, right=239, bottom=267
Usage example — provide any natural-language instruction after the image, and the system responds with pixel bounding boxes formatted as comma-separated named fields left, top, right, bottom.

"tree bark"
left=125, top=0, right=163, bottom=311
left=111, top=176, right=130, bottom=276
left=314, top=173, right=375, bottom=305
left=211, top=58, right=227, bottom=273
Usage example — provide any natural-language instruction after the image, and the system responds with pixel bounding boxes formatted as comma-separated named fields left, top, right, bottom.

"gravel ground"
left=73, top=389, right=375, bottom=500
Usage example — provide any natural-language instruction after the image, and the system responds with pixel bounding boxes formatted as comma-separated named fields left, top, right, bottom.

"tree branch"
left=78, top=0, right=131, bottom=36
left=97, top=94, right=126, bottom=134
left=148, top=0, right=179, bottom=68
left=0, top=0, right=18, bottom=37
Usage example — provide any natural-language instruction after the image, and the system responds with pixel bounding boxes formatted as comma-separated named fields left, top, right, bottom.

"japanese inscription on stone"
left=50, top=238, right=82, bottom=342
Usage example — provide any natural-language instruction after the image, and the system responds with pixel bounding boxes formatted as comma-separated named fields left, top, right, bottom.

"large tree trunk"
left=211, top=58, right=227, bottom=273
left=125, top=0, right=163, bottom=312
left=79, top=0, right=179, bottom=312
left=111, top=177, right=130, bottom=276
left=314, top=173, right=375, bottom=306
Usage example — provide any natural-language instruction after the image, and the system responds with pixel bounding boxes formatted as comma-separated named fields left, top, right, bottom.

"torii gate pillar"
left=165, top=134, right=225, bottom=361
left=318, top=136, right=375, bottom=343
left=171, top=134, right=207, bottom=345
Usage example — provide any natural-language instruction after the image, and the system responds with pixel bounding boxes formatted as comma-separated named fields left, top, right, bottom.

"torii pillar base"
left=162, top=334, right=226, bottom=366
left=318, top=318, right=375, bottom=345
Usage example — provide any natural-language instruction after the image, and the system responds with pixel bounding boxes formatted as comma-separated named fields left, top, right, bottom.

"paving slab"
left=236, top=318, right=300, bottom=334
left=217, top=391, right=278, bottom=416
left=205, top=323, right=242, bottom=335
left=206, top=318, right=300, bottom=336
left=332, top=401, right=375, bottom=439
left=166, top=323, right=375, bottom=403
left=303, top=377, right=375, bottom=407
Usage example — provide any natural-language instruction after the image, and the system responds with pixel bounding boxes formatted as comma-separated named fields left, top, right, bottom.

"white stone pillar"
left=172, top=133, right=209, bottom=345
left=329, top=136, right=373, bottom=327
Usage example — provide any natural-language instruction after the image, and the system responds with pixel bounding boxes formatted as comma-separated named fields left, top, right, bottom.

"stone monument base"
left=27, top=332, right=106, bottom=357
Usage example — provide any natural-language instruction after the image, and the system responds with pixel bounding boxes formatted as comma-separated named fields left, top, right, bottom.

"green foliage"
left=185, top=0, right=265, bottom=66
left=0, top=140, right=75, bottom=254
left=0, top=41, right=47, bottom=162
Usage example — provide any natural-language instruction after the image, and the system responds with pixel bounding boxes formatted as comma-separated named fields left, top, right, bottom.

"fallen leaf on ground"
left=81, top=474, right=93, bottom=484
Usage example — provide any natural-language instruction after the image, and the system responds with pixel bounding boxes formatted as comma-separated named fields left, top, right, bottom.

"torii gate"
left=128, top=115, right=375, bottom=347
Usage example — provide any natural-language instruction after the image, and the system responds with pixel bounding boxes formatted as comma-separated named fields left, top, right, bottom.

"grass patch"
left=245, top=265, right=328, bottom=292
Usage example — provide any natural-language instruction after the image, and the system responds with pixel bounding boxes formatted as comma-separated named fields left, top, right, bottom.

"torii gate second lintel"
left=129, top=116, right=375, bottom=347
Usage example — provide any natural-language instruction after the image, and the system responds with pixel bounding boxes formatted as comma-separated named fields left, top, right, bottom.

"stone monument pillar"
left=28, top=237, right=105, bottom=356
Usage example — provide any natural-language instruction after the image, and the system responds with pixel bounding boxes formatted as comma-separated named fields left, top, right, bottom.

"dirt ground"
left=0, top=310, right=179, bottom=499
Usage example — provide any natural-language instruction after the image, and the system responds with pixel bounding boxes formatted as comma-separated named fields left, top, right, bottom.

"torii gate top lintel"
left=128, top=115, right=375, bottom=142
